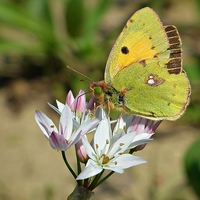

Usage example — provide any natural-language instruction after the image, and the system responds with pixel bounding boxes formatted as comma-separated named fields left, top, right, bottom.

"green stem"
left=95, top=171, right=114, bottom=189
left=75, top=147, right=83, bottom=185
left=61, top=151, right=77, bottom=179
left=75, top=147, right=82, bottom=175
left=83, top=178, right=90, bottom=188
left=67, top=185, right=94, bottom=200
left=88, top=170, right=104, bottom=190
left=129, top=149, right=134, bottom=154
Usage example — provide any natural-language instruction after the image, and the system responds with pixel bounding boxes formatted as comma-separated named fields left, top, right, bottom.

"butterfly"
left=88, top=7, right=191, bottom=121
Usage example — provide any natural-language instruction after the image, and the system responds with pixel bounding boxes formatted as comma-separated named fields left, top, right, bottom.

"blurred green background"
left=0, top=0, right=200, bottom=199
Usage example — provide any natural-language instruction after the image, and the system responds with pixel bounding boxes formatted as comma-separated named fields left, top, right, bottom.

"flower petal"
left=66, top=90, right=74, bottom=107
left=47, top=101, right=62, bottom=115
left=111, top=154, right=147, bottom=169
left=76, top=138, right=88, bottom=162
left=111, top=129, right=126, bottom=145
left=59, top=104, right=73, bottom=140
left=34, top=110, right=58, bottom=139
left=108, top=132, right=135, bottom=157
left=94, top=118, right=110, bottom=155
left=56, top=100, right=65, bottom=113
left=71, top=90, right=85, bottom=112
left=113, top=116, right=126, bottom=133
left=81, top=135, right=96, bottom=160
left=87, top=97, right=95, bottom=110
left=128, top=133, right=153, bottom=149
left=76, top=159, right=102, bottom=180
left=49, top=131, right=68, bottom=151
left=79, top=118, right=100, bottom=136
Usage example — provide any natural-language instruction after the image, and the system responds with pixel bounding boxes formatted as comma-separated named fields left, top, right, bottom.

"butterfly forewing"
left=105, top=7, right=171, bottom=84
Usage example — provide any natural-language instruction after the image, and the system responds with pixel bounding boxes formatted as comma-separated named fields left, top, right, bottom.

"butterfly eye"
left=94, top=86, right=102, bottom=95
left=121, top=46, right=129, bottom=54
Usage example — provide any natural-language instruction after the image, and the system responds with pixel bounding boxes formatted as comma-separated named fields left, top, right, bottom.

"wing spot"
left=173, top=84, right=177, bottom=88
left=146, top=74, right=165, bottom=86
left=129, top=19, right=133, bottom=23
left=139, top=60, right=146, bottom=67
left=121, top=46, right=129, bottom=54
left=147, top=75, right=155, bottom=85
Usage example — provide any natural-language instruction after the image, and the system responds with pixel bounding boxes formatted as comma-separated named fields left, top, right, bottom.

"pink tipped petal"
left=126, top=116, right=161, bottom=135
left=34, top=110, right=58, bottom=139
left=151, top=120, right=162, bottom=133
left=71, top=90, right=85, bottom=112
left=76, top=139, right=88, bottom=162
left=59, top=104, right=73, bottom=140
left=66, top=90, right=74, bottom=107
left=77, top=90, right=86, bottom=112
left=126, top=116, right=140, bottom=133
left=49, top=131, right=68, bottom=151
left=87, top=97, right=95, bottom=110
left=145, top=119, right=154, bottom=130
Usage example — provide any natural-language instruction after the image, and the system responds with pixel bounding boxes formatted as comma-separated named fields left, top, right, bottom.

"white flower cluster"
left=35, top=90, right=161, bottom=184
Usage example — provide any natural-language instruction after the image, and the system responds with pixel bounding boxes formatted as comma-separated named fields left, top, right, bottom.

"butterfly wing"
left=105, top=7, right=173, bottom=84
left=103, top=7, right=190, bottom=120
left=111, top=59, right=190, bottom=120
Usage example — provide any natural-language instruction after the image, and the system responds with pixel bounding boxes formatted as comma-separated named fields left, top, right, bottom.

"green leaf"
left=66, top=0, right=84, bottom=37
left=184, top=137, right=200, bottom=198
left=0, top=2, right=54, bottom=42
left=83, top=0, right=110, bottom=37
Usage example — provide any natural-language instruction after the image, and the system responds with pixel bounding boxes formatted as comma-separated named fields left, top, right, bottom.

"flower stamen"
left=102, top=155, right=110, bottom=164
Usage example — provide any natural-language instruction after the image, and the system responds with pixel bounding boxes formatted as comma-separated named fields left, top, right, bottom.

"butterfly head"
left=88, top=80, right=109, bottom=105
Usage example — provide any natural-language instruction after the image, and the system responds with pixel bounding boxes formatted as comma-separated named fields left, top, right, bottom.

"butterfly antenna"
left=67, top=66, right=94, bottom=82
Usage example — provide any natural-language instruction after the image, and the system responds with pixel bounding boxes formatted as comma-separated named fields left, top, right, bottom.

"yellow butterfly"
left=89, top=7, right=191, bottom=121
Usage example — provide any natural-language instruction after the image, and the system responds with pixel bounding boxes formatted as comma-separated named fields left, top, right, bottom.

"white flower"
left=76, top=114, right=152, bottom=180
left=35, top=103, right=100, bottom=151
left=48, top=90, right=97, bottom=131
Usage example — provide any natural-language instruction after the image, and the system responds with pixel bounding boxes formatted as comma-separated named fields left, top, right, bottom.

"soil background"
left=0, top=81, right=199, bottom=200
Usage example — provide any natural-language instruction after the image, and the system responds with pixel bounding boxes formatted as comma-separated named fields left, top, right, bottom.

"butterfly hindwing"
left=111, top=59, right=190, bottom=120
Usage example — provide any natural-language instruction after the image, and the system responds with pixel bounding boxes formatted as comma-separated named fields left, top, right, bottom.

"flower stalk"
left=67, top=185, right=94, bottom=200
